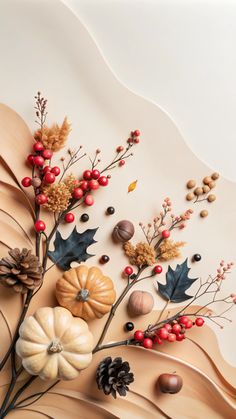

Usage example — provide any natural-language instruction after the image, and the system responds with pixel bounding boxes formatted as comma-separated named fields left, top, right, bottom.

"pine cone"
left=96, top=357, right=134, bottom=398
left=0, top=248, right=43, bottom=294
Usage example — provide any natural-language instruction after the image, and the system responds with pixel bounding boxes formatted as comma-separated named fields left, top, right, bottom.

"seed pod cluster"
left=185, top=172, right=220, bottom=218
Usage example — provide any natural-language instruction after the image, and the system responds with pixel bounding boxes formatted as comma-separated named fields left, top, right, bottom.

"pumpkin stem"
left=47, top=339, right=63, bottom=354
left=76, top=288, right=90, bottom=302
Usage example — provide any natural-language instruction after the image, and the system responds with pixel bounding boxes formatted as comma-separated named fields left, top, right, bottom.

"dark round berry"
left=80, top=213, right=89, bottom=222
left=124, top=322, right=134, bottom=332
left=193, top=253, right=202, bottom=262
left=100, top=255, right=110, bottom=264
left=106, top=206, right=115, bottom=215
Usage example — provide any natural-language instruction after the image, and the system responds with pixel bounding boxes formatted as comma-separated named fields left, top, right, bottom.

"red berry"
left=21, top=177, right=32, bottom=187
left=83, top=170, right=92, bottom=180
left=116, top=146, right=124, bottom=152
left=153, top=336, right=163, bottom=345
left=195, top=317, right=205, bottom=327
left=73, top=187, right=83, bottom=200
left=154, top=265, right=163, bottom=274
left=98, top=176, right=109, bottom=186
left=51, top=166, right=60, bottom=176
left=80, top=180, right=89, bottom=191
left=27, top=154, right=35, bottom=166
left=33, top=142, right=44, bottom=152
left=43, top=165, right=51, bottom=174
left=172, top=324, right=182, bottom=334
left=124, top=266, right=133, bottom=276
left=65, top=213, right=75, bottom=223
left=134, top=138, right=140, bottom=144
left=167, top=333, right=176, bottom=342
left=185, top=320, right=193, bottom=329
left=44, top=172, right=56, bottom=184
left=164, top=323, right=172, bottom=332
left=35, top=194, right=48, bottom=205
left=34, top=220, right=46, bottom=232
left=176, top=333, right=185, bottom=341
left=162, top=230, right=170, bottom=239
left=127, top=138, right=133, bottom=143
left=34, top=155, right=44, bottom=166
left=133, top=130, right=140, bottom=137
left=91, top=169, right=100, bottom=180
left=89, top=179, right=99, bottom=190
left=84, top=195, right=94, bottom=206
left=42, top=149, right=53, bottom=160
left=143, top=338, right=153, bottom=349
left=119, top=160, right=125, bottom=166
left=178, top=316, right=189, bottom=325
left=158, top=328, right=169, bottom=340
left=134, top=330, right=144, bottom=342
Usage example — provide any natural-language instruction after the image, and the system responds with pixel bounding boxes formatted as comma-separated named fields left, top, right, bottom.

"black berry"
left=124, top=322, right=134, bottom=332
left=107, top=206, right=115, bottom=215
left=100, top=255, right=110, bottom=264
left=193, top=253, right=201, bottom=262
left=80, top=213, right=89, bottom=222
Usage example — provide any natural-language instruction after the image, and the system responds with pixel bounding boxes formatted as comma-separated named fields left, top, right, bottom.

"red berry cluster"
left=133, top=316, right=204, bottom=349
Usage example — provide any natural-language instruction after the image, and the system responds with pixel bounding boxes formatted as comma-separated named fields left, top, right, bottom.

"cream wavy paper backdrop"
left=0, top=0, right=236, bottom=418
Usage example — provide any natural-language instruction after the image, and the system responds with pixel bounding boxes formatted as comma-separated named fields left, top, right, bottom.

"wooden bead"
left=186, top=179, right=196, bottom=189
left=203, top=176, right=212, bottom=185
left=200, top=210, right=208, bottom=218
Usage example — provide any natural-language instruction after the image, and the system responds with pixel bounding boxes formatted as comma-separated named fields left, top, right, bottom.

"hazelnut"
left=186, top=192, right=194, bottom=201
left=194, top=187, right=203, bottom=196
left=200, top=210, right=208, bottom=218
left=202, top=185, right=210, bottom=193
left=207, top=194, right=216, bottom=202
left=186, top=180, right=196, bottom=189
left=208, top=181, right=215, bottom=189
left=211, top=172, right=219, bottom=180
left=203, top=176, right=212, bottom=185
left=31, top=177, right=42, bottom=188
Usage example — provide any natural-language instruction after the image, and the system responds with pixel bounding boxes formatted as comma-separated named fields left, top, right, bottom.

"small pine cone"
left=0, top=248, right=43, bottom=294
left=96, top=357, right=134, bottom=398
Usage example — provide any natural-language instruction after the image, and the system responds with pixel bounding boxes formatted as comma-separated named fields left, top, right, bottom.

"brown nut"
left=186, top=192, right=194, bottom=201
left=200, top=210, right=208, bottom=218
left=186, top=180, right=196, bottom=189
left=211, top=172, right=219, bottom=180
left=208, top=181, right=216, bottom=189
left=112, top=220, right=135, bottom=243
left=31, top=177, right=42, bottom=188
left=207, top=194, right=216, bottom=202
left=203, top=176, right=212, bottom=185
left=194, top=187, right=203, bottom=196
left=202, top=185, right=210, bottom=193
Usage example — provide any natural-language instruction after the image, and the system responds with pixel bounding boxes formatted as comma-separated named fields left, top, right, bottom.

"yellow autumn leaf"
left=128, top=180, right=138, bottom=193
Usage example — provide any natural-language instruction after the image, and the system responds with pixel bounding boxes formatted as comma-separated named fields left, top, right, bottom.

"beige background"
left=0, top=0, right=236, bottom=417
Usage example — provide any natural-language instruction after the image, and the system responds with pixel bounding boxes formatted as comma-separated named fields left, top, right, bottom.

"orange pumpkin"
left=56, top=265, right=116, bottom=321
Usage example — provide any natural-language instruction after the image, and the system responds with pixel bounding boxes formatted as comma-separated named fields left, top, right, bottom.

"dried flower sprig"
left=157, top=239, right=185, bottom=262
left=124, top=241, right=156, bottom=267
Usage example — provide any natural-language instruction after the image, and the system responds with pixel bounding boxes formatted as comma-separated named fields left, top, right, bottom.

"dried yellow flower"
left=124, top=241, right=156, bottom=267
left=63, top=174, right=78, bottom=192
left=43, top=183, right=72, bottom=212
left=34, top=117, right=71, bottom=151
left=158, top=239, right=185, bottom=261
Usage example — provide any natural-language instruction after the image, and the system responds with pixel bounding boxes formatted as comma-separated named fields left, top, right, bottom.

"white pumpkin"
left=16, top=306, right=93, bottom=381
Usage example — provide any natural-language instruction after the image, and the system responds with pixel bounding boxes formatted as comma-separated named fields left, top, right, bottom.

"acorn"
left=186, top=179, right=196, bottom=189
left=207, top=194, right=216, bottom=202
left=186, top=192, right=194, bottom=201
left=112, top=220, right=135, bottom=243
left=200, top=210, right=208, bottom=218
left=157, top=373, right=183, bottom=394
